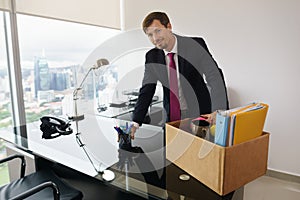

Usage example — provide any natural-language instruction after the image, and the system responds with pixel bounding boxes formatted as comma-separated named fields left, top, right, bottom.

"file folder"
left=227, top=103, right=259, bottom=146
left=215, top=103, right=258, bottom=146
left=214, top=103, right=269, bottom=146
left=214, top=110, right=229, bottom=146
left=231, top=103, right=268, bottom=145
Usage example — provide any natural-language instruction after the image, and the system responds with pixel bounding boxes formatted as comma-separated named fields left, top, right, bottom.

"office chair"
left=0, top=154, right=83, bottom=200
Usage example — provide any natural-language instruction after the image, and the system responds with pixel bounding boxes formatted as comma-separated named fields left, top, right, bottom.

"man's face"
left=145, top=19, right=174, bottom=51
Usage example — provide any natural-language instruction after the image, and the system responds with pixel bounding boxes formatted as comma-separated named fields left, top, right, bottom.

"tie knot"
left=167, top=52, right=174, bottom=60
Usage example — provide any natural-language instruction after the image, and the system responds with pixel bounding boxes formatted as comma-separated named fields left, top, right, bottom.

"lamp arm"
left=71, top=67, right=94, bottom=122
left=69, top=61, right=115, bottom=181
left=73, top=67, right=93, bottom=99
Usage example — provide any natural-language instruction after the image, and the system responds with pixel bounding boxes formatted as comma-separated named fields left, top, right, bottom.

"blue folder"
left=214, top=111, right=229, bottom=147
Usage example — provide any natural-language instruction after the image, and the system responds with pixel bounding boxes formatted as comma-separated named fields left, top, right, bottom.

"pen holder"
left=119, top=133, right=132, bottom=150
left=114, top=123, right=133, bottom=151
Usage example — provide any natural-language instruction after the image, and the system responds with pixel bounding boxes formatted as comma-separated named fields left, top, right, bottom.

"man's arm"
left=194, top=38, right=229, bottom=109
left=131, top=52, right=158, bottom=138
left=132, top=83, right=156, bottom=125
left=193, top=37, right=229, bottom=111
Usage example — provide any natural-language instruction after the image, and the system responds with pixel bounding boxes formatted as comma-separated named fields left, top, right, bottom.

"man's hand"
left=130, top=125, right=138, bottom=140
left=201, top=111, right=217, bottom=125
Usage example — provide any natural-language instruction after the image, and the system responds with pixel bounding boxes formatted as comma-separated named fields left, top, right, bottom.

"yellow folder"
left=226, top=103, right=261, bottom=146
left=231, top=103, right=269, bottom=145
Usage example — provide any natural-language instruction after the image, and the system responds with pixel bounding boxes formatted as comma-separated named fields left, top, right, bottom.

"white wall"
left=122, top=0, right=300, bottom=176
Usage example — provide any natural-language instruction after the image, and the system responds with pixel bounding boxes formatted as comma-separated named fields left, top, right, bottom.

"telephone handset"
left=40, top=115, right=73, bottom=139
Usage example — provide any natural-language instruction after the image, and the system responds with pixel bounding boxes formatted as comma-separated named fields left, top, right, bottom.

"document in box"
left=214, top=102, right=269, bottom=147
left=230, top=103, right=269, bottom=145
left=215, top=103, right=257, bottom=146
left=227, top=103, right=261, bottom=146
left=214, top=110, right=229, bottom=146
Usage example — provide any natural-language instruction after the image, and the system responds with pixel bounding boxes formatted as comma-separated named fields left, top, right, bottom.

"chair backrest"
left=0, top=154, right=83, bottom=200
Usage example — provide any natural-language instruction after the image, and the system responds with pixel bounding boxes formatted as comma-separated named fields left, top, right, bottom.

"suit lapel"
left=176, top=35, right=189, bottom=84
left=155, top=50, right=169, bottom=87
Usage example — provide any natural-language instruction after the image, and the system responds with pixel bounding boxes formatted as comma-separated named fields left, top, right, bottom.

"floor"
left=244, top=175, right=300, bottom=200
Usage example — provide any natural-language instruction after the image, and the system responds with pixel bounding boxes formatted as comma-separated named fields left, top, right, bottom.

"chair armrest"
left=0, top=154, right=26, bottom=178
left=9, top=181, right=60, bottom=200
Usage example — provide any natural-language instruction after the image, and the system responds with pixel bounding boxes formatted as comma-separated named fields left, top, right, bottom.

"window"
left=0, top=11, right=13, bottom=129
left=0, top=11, right=10, bottom=186
left=16, top=14, right=119, bottom=124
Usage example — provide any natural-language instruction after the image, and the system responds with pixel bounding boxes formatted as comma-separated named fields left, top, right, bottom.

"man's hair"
left=142, top=12, right=170, bottom=32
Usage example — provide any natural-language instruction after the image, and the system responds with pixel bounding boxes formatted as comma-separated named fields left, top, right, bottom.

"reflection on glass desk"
left=97, top=98, right=164, bottom=127
left=0, top=116, right=243, bottom=200
left=97, top=95, right=162, bottom=118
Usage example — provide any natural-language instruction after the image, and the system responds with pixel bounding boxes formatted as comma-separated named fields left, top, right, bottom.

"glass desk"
left=0, top=115, right=243, bottom=200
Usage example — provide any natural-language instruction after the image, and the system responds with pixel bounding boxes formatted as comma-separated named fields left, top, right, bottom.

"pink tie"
left=168, top=53, right=181, bottom=121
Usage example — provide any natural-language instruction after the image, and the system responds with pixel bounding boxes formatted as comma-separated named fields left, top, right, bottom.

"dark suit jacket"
left=132, top=35, right=228, bottom=125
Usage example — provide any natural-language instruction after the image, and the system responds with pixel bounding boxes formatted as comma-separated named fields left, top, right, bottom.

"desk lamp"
left=70, top=58, right=115, bottom=182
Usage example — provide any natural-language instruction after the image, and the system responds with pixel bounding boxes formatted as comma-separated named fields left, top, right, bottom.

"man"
left=130, top=12, right=228, bottom=139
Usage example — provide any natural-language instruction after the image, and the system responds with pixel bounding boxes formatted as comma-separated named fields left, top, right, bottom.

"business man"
left=130, top=12, right=228, bottom=139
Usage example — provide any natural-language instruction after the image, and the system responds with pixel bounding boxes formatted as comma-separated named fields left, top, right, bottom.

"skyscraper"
left=34, top=55, right=50, bottom=98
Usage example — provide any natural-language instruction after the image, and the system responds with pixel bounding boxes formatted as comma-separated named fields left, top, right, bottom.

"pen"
left=126, top=123, right=133, bottom=134
left=114, top=126, right=124, bottom=134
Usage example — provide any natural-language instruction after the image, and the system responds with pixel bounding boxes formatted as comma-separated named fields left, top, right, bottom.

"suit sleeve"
left=132, top=52, right=157, bottom=126
left=195, top=37, right=229, bottom=110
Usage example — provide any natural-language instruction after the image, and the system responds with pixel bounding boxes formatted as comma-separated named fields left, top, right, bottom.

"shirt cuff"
left=132, top=122, right=140, bottom=129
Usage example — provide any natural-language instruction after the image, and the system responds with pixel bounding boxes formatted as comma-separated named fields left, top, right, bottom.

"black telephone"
left=40, top=115, right=73, bottom=139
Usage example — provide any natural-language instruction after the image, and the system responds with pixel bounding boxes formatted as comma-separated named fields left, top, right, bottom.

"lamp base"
left=101, top=169, right=115, bottom=182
